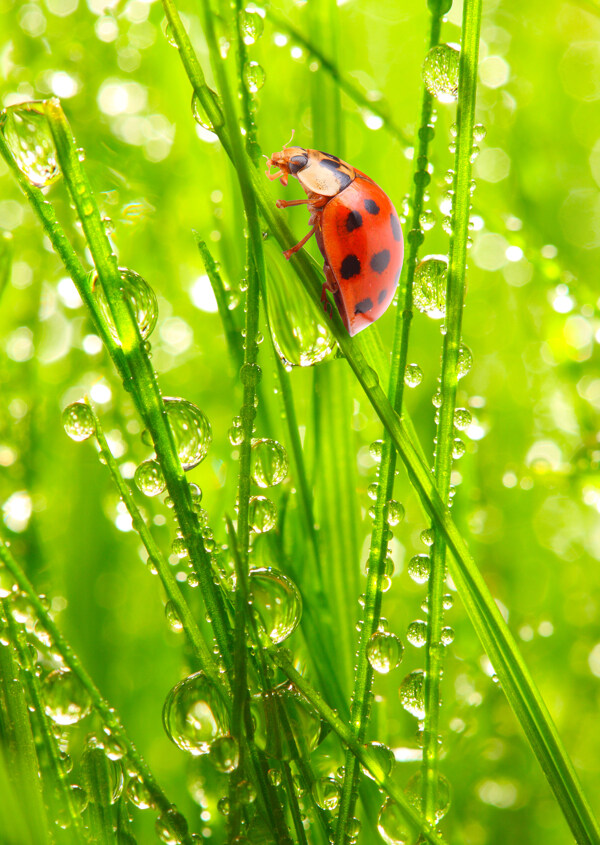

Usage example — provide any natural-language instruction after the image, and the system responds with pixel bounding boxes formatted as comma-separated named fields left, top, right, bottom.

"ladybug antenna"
left=283, top=129, right=295, bottom=150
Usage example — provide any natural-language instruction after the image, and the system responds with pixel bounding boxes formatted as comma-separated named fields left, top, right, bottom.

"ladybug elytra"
left=266, top=142, right=404, bottom=336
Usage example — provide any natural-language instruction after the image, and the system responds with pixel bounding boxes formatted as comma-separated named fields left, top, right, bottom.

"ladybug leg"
left=282, top=226, right=317, bottom=260
left=320, top=261, right=338, bottom=318
left=276, top=198, right=310, bottom=209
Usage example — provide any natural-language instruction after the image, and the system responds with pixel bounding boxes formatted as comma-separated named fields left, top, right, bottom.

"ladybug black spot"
left=355, top=297, right=373, bottom=315
left=370, top=249, right=391, bottom=274
left=318, top=151, right=341, bottom=162
left=390, top=213, right=402, bottom=242
left=346, top=210, right=363, bottom=232
left=340, top=254, right=361, bottom=280
left=378, top=288, right=388, bottom=305
left=364, top=198, right=380, bottom=215
left=320, top=157, right=342, bottom=170
left=289, top=154, right=308, bottom=174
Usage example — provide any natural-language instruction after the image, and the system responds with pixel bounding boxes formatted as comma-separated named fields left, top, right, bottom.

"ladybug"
left=266, top=142, right=403, bottom=336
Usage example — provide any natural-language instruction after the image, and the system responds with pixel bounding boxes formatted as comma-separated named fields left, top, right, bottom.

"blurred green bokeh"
left=1, top=0, right=599, bottom=842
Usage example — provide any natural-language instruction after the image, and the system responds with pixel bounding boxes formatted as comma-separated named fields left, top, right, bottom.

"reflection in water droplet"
left=2, top=101, right=61, bottom=187
left=441, top=626, right=455, bottom=645
left=404, top=363, right=423, bottom=388
left=43, top=669, right=92, bottom=725
left=408, top=554, right=431, bottom=584
left=163, top=671, right=228, bottom=756
left=414, top=255, right=448, bottom=319
left=155, top=808, right=189, bottom=844
left=367, top=631, right=404, bottom=674
left=377, top=798, right=412, bottom=845
left=312, top=776, right=341, bottom=810
left=249, top=567, right=302, bottom=644
left=457, top=343, right=473, bottom=379
left=135, top=459, right=166, bottom=496
left=422, top=44, right=461, bottom=103
left=452, top=438, right=466, bottom=459
left=251, top=438, right=288, bottom=488
left=164, top=397, right=212, bottom=470
left=93, top=267, right=158, bottom=341
left=386, top=500, right=405, bottom=526
left=406, top=619, right=428, bottom=647
left=239, top=9, right=264, bottom=44
left=127, top=776, right=155, bottom=810
left=399, top=669, right=426, bottom=719
left=252, top=682, right=321, bottom=761
left=362, top=741, right=395, bottom=781
left=454, top=407, right=472, bottom=430
left=249, top=495, right=277, bottom=533
left=244, top=62, right=266, bottom=93
left=165, top=601, right=183, bottom=633
left=209, top=735, right=239, bottom=773
left=62, top=402, right=95, bottom=441
left=405, top=770, right=451, bottom=822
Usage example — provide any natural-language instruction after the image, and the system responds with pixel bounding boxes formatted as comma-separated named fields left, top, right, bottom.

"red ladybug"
left=266, top=142, right=403, bottom=336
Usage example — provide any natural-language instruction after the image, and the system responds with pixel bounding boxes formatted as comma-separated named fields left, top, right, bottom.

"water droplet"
left=191, top=92, right=222, bottom=133
left=408, top=554, right=431, bottom=584
left=43, top=669, right=91, bottom=725
left=251, top=439, right=288, bottom=488
left=249, top=495, right=277, bottom=533
left=370, top=440, right=384, bottom=462
left=399, top=670, right=425, bottom=719
left=414, top=255, right=448, bottom=319
left=217, top=796, right=229, bottom=816
left=209, top=735, right=239, bottom=773
left=362, top=741, right=395, bottom=781
left=244, top=61, right=265, bottom=93
left=452, top=438, right=466, bottom=459
left=135, top=460, right=166, bottom=497
left=457, top=343, right=473, bottom=379
left=405, top=770, right=451, bottom=822
left=164, top=398, right=212, bottom=470
left=0, top=568, right=15, bottom=598
left=252, top=682, right=321, bottom=761
left=453, top=407, right=472, bottom=430
left=366, top=631, right=404, bottom=674
left=312, top=776, right=340, bottom=810
left=422, top=43, right=460, bottom=103
left=239, top=9, right=264, bottom=44
left=442, top=593, right=454, bottom=610
left=1, top=101, right=61, bottom=187
left=404, top=363, right=423, bottom=388
left=268, top=768, right=281, bottom=786
left=473, top=123, right=486, bottom=143
left=419, top=209, right=436, bottom=231
left=155, top=808, right=189, bottom=844
left=441, top=626, right=455, bottom=645
left=62, top=402, right=95, bottom=441
left=420, top=528, right=434, bottom=546
left=406, top=619, right=428, bottom=647
left=249, top=567, right=301, bottom=644
left=162, top=671, right=228, bottom=756
left=165, top=601, right=183, bottom=633
left=377, top=798, right=412, bottom=845
left=127, top=775, right=155, bottom=810
left=386, top=500, right=404, bottom=526
left=93, top=267, right=158, bottom=341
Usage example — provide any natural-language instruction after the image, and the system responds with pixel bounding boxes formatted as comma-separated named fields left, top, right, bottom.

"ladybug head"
left=266, top=146, right=309, bottom=185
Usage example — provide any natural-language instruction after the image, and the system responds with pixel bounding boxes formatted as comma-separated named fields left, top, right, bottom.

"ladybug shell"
left=317, top=177, right=403, bottom=336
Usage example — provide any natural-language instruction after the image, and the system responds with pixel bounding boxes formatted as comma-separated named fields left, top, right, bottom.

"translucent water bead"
left=422, top=43, right=461, bottom=103
left=377, top=798, right=412, bottom=845
left=251, top=438, right=288, bottom=487
left=399, top=669, right=425, bottom=719
left=135, top=459, right=166, bottom=497
left=405, top=771, right=451, bottom=822
left=413, top=255, right=448, bottom=319
left=93, top=267, right=158, bottom=342
left=252, top=683, right=321, bottom=761
left=62, top=402, right=95, bottom=442
left=1, top=100, right=61, bottom=187
left=43, top=669, right=92, bottom=726
left=162, top=671, right=228, bottom=756
left=366, top=631, right=404, bottom=674
left=164, top=398, right=212, bottom=470
left=248, top=567, right=302, bottom=644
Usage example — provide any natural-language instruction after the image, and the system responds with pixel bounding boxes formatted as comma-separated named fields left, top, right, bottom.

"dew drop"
left=452, top=438, right=466, bottom=459
left=404, top=363, right=423, bottom=388
left=399, top=669, right=426, bottom=719
left=442, top=593, right=454, bottom=610
left=408, top=554, right=431, bottom=584
left=164, top=398, right=212, bottom=470
left=93, top=267, right=158, bottom=341
left=248, top=567, right=302, bottom=644
left=251, top=438, right=288, bottom=488
left=239, top=9, right=264, bottom=44
left=386, top=499, right=405, bottom=526
left=377, top=798, right=412, bottom=845
left=155, top=808, right=188, bottom=845
left=244, top=61, right=266, bottom=93
left=0, top=568, right=15, bottom=598
left=127, top=776, right=155, bottom=810
left=406, top=619, right=428, bottom=647
left=473, top=123, right=487, bottom=142
left=1, top=101, right=61, bottom=187
left=361, top=741, right=395, bottom=782
left=165, top=601, right=183, bottom=633
left=249, top=495, right=276, bottom=533
left=62, top=402, right=95, bottom=442
left=162, top=671, right=228, bottom=756
left=366, top=631, right=404, bottom=674
left=43, top=669, right=92, bottom=726
left=420, top=528, right=434, bottom=546
left=370, top=440, right=384, bottom=462
left=312, top=776, right=341, bottom=811
left=422, top=43, right=460, bottom=103
left=453, top=407, right=472, bottom=430
left=209, top=734, right=239, bottom=773
left=405, top=770, right=451, bottom=822
left=191, top=92, right=219, bottom=133
left=441, top=626, right=455, bottom=645
left=252, top=682, right=321, bottom=761
left=457, top=343, right=473, bottom=379
left=419, top=209, right=436, bottom=231
left=413, top=255, right=448, bottom=319
left=134, top=460, right=166, bottom=497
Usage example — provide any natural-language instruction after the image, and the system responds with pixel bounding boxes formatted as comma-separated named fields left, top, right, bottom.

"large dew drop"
left=164, top=398, right=212, bottom=470
left=249, top=495, right=277, bottom=534
left=251, top=439, right=288, bottom=488
left=244, top=62, right=266, bottom=93
left=162, top=671, right=228, bottom=756
left=135, top=459, right=166, bottom=497
left=1, top=101, right=61, bottom=187
left=62, top=402, right=95, bottom=442
left=413, top=256, right=448, bottom=319
left=366, top=631, right=404, bottom=674
left=312, top=777, right=341, bottom=811
left=422, top=44, right=461, bottom=103
left=399, top=669, right=426, bottom=720
left=361, top=741, right=395, bottom=782
left=405, top=771, right=451, bottom=822
left=377, top=798, right=413, bottom=845
left=93, top=268, right=158, bottom=342
left=43, top=669, right=92, bottom=725
left=252, top=682, right=321, bottom=761
left=249, top=567, right=302, bottom=644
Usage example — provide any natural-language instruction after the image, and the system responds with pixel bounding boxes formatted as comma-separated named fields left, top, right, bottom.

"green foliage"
left=0, top=0, right=599, bottom=844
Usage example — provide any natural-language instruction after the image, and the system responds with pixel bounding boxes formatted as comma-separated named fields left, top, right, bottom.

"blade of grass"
left=81, top=745, right=117, bottom=845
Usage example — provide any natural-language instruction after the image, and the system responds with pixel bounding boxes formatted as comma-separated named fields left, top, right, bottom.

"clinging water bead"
left=63, top=402, right=95, bottom=442
left=422, top=43, right=461, bottom=103
left=1, top=100, right=61, bottom=187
